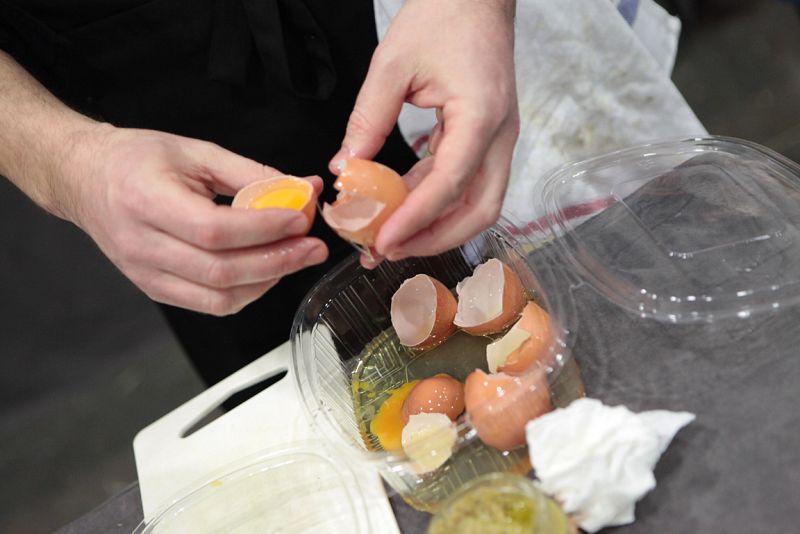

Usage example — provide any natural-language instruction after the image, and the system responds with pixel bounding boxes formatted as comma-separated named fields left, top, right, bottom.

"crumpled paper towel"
left=374, top=0, right=706, bottom=221
left=525, top=398, right=695, bottom=533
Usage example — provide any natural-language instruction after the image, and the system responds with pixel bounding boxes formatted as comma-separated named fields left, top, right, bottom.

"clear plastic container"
left=291, top=224, right=581, bottom=512
left=133, top=444, right=372, bottom=533
left=537, top=135, right=800, bottom=325
left=291, top=136, right=800, bottom=521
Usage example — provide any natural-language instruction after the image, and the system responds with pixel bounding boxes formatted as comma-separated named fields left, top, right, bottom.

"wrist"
left=46, top=119, right=115, bottom=225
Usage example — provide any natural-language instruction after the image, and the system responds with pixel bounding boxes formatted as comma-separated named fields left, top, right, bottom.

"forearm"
left=0, top=50, right=101, bottom=220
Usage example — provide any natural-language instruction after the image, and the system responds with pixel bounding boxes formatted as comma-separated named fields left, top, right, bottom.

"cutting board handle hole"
left=180, top=369, right=289, bottom=438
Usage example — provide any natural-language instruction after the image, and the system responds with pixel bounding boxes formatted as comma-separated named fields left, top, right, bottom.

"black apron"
left=0, top=0, right=419, bottom=385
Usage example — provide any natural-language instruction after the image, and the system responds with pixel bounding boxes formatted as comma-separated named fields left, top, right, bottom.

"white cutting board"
left=133, top=341, right=400, bottom=533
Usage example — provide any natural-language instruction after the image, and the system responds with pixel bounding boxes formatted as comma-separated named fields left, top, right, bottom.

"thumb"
left=187, top=139, right=284, bottom=196
left=329, top=53, right=408, bottom=174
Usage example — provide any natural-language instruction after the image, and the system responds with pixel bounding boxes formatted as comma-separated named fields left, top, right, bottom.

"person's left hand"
left=329, top=0, right=519, bottom=268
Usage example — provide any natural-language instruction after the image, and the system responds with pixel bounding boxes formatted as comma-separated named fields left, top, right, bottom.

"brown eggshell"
left=455, top=259, right=526, bottom=336
left=391, top=274, right=457, bottom=349
left=321, top=196, right=386, bottom=246
left=401, top=374, right=465, bottom=424
left=497, top=301, right=554, bottom=374
left=464, top=368, right=553, bottom=451
left=322, top=159, right=409, bottom=247
left=232, top=176, right=317, bottom=232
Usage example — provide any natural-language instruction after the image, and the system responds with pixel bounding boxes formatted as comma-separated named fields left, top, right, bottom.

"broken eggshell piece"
left=487, top=301, right=554, bottom=374
left=391, top=275, right=457, bottom=349
left=454, top=258, right=526, bottom=336
left=401, top=412, right=458, bottom=474
left=321, top=159, right=408, bottom=249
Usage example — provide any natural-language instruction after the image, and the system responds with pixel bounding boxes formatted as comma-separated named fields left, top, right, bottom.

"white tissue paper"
left=525, top=398, right=695, bottom=533
left=374, top=0, right=707, bottom=222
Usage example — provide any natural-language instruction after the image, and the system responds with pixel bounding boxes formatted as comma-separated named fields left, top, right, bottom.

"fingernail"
left=328, top=147, right=355, bottom=175
left=303, top=243, right=327, bottom=266
left=330, top=160, right=346, bottom=175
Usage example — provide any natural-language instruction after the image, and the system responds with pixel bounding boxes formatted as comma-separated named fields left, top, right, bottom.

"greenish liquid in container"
left=351, top=327, right=584, bottom=513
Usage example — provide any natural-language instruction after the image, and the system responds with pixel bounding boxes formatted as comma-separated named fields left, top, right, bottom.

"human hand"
left=56, top=126, right=327, bottom=315
left=330, top=0, right=519, bottom=266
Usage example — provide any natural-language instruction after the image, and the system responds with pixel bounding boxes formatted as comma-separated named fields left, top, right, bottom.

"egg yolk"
left=371, top=380, right=420, bottom=451
left=249, top=188, right=309, bottom=210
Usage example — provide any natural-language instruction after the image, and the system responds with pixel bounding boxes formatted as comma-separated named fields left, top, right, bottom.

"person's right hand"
left=56, top=125, right=328, bottom=316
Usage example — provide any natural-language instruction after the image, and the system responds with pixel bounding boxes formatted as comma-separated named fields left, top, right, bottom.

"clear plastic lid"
left=133, top=444, right=371, bottom=533
left=539, top=137, right=800, bottom=323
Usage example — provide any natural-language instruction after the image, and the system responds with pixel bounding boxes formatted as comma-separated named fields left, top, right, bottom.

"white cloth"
left=373, top=0, right=706, bottom=221
left=525, top=398, right=695, bottom=532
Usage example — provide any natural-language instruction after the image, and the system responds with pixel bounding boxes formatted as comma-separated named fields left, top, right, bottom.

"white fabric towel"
left=374, top=0, right=707, bottom=221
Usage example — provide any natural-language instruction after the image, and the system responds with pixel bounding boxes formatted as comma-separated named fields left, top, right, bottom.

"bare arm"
left=0, top=50, right=99, bottom=218
left=0, top=51, right=328, bottom=316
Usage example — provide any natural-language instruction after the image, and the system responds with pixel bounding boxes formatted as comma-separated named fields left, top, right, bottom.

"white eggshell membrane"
left=321, top=196, right=386, bottom=232
left=486, top=320, right=531, bottom=373
left=454, top=258, right=505, bottom=328
left=401, top=413, right=457, bottom=474
left=391, top=275, right=437, bottom=347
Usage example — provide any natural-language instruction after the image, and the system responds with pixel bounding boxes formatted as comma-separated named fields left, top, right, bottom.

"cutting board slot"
left=180, top=368, right=288, bottom=438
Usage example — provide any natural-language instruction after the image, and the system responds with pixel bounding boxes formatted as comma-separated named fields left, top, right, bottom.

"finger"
left=360, top=252, right=385, bottom=270
left=429, top=116, right=443, bottom=156
left=329, top=49, right=409, bottom=173
left=401, top=157, right=459, bottom=218
left=387, top=120, right=517, bottom=259
left=141, top=179, right=312, bottom=250
left=403, top=157, right=435, bottom=190
left=186, top=139, right=285, bottom=195
left=133, top=233, right=328, bottom=288
left=375, top=104, right=499, bottom=255
left=140, top=270, right=280, bottom=316
left=305, top=175, right=324, bottom=197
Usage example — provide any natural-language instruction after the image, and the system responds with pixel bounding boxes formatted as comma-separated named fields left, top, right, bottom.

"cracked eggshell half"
left=454, top=258, right=526, bottom=336
left=486, top=301, right=554, bottom=375
left=391, top=274, right=457, bottom=349
left=321, top=159, right=408, bottom=248
left=232, top=175, right=317, bottom=233
left=464, top=368, right=553, bottom=451
left=401, top=374, right=464, bottom=423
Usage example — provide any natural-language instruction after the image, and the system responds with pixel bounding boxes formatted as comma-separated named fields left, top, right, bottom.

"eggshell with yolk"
left=232, top=176, right=317, bottom=233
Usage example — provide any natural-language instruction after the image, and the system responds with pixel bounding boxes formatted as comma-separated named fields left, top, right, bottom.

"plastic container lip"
left=538, top=135, right=800, bottom=323
left=133, top=442, right=371, bottom=533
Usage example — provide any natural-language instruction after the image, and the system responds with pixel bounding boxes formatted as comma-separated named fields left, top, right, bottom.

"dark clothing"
left=1, top=0, right=419, bottom=385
